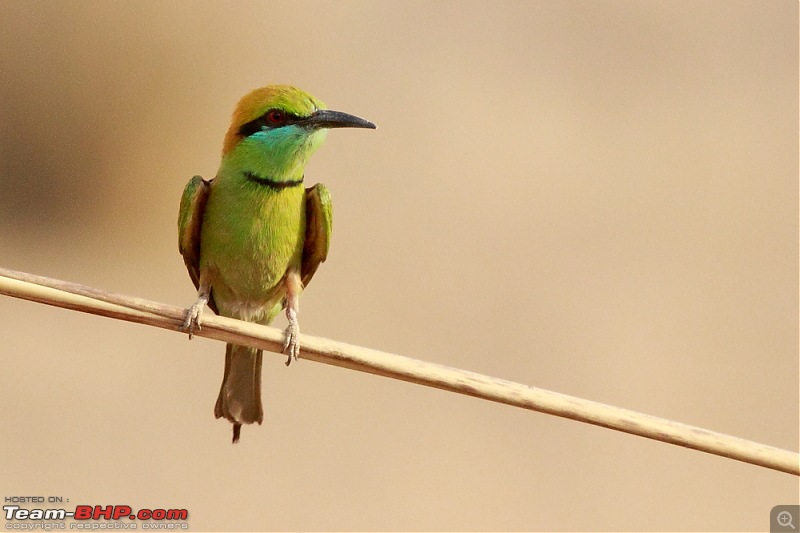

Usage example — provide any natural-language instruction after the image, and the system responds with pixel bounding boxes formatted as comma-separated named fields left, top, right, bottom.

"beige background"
left=1, top=1, right=797, bottom=531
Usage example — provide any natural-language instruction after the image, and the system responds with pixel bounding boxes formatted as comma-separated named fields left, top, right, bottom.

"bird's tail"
left=214, top=343, right=263, bottom=443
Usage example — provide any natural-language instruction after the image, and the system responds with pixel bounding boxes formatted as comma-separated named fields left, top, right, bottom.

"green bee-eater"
left=178, top=85, right=375, bottom=442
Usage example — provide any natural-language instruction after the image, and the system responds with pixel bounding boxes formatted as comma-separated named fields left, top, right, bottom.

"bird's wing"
left=301, top=183, right=333, bottom=288
left=178, top=175, right=219, bottom=313
left=178, top=175, right=210, bottom=289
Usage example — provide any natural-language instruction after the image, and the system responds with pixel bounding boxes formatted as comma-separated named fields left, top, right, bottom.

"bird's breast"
left=199, top=180, right=306, bottom=318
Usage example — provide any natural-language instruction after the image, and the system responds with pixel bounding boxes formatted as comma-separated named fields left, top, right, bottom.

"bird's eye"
left=265, top=109, right=287, bottom=126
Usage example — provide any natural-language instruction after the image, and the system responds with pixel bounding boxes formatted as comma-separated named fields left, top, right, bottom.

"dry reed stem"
left=0, top=266, right=797, bottom=476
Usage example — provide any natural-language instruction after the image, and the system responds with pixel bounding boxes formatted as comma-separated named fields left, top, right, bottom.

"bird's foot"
left=182, top=295, right=208, bottom=339
left=282, top=313, right=300, bottom=366
left=282, top=274, right=302, bottom=365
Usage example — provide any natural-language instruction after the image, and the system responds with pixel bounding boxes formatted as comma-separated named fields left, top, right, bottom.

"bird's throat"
left=243, top=171, right=303, bottom=191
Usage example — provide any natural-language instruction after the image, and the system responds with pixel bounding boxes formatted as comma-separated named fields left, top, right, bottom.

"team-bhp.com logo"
left=4, top=504, right=188, bottom=529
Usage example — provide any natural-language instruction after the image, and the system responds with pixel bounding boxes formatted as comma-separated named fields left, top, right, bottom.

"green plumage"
left=177, top=85, right=374, bottom=442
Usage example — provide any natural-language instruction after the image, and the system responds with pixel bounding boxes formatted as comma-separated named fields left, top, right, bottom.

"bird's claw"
left=182, top=302, right=205, bottom=339
left=282, top=322, right=299, bottom=366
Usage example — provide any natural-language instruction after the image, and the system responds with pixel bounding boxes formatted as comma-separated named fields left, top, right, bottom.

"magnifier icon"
left=778, top=510, right=796, bottom=529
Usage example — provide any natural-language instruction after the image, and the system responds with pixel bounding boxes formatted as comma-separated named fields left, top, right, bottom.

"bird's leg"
left=282, top=271, right=302, bottom=365
left=183, top=276, right=211, bottom=339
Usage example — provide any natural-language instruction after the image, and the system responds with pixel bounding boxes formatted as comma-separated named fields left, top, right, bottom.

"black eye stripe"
left=238, top=110, right=303, bottom=137
left=238, top=118, right=263, bottom=138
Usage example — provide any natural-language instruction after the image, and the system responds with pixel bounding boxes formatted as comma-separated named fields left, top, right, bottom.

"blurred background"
left=1, top=1, right=797, bottom=531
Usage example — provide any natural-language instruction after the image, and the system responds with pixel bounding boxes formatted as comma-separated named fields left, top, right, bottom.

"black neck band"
left=244, top=171, right=303, bottom=190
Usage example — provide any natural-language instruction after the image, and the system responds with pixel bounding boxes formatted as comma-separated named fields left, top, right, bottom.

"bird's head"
left=221, top=85, right=375, bottom=181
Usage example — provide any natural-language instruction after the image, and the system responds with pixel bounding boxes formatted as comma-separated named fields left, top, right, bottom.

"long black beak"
left=304, top=109, right=376, bottom=130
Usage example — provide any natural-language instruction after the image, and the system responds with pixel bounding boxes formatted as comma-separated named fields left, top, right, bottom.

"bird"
left=178, top=85, right=375, bottom=443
